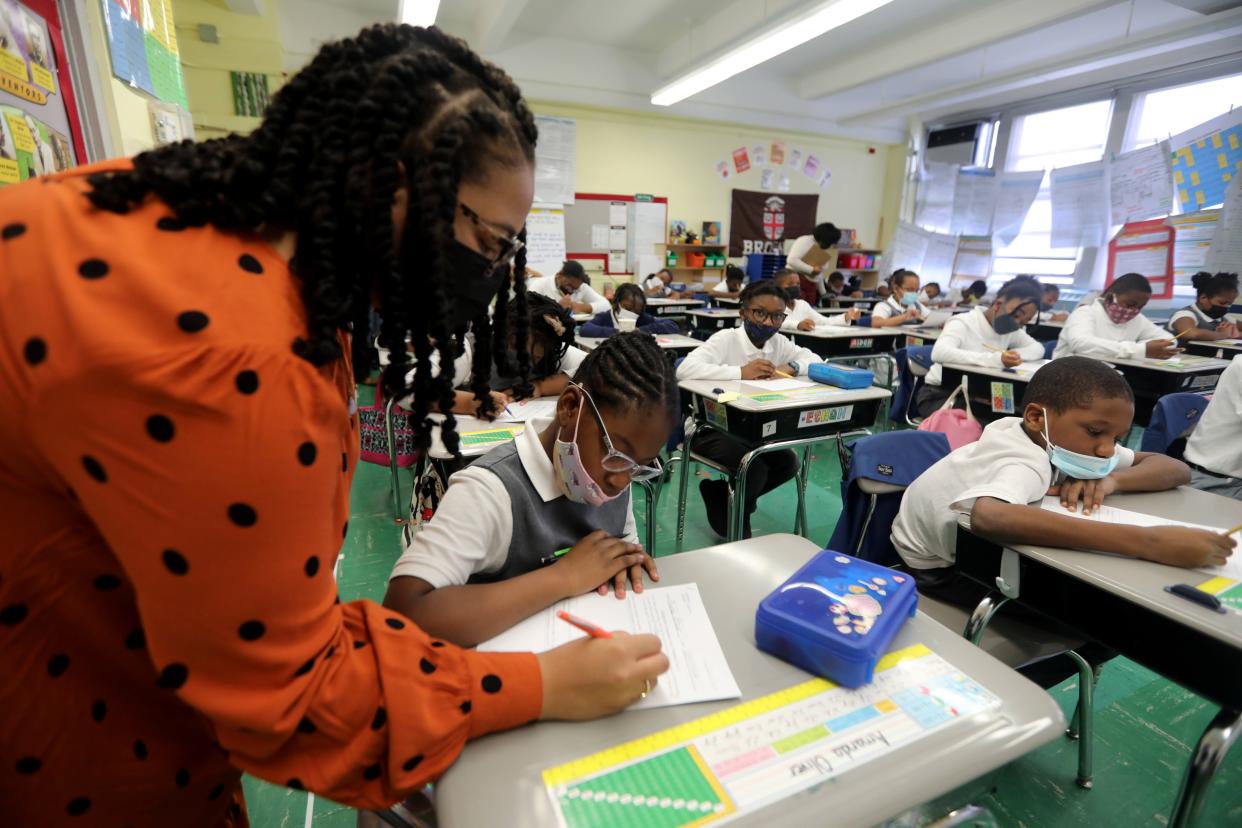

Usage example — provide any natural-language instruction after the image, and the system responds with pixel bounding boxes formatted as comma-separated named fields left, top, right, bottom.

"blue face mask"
left=1041, top=408, right=1119, bottom=480
left=900, top=292, right=920, bottom=307
left=743, top=320, right=780, bottom=345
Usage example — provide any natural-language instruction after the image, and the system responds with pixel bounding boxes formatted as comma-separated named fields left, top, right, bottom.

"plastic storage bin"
left=809, top=362, right=874, bottom=389
left=755, top=550, right=918, bottom=687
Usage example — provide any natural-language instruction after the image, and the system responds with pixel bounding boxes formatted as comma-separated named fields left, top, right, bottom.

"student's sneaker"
left=699, top=478, right=729, bottom=538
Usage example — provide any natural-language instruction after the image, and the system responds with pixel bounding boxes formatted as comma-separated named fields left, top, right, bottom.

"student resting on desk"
left=1052, top=272, right=1180, bottom=360
left=493, top=293, right=589, bottom=400
left=1167, top=271, right=1239, bottom=342
left=712, top=263, right=747, bottom=299
left=917, top=282, right=942, bottom=307
left=892, top=356, right=1233, bottom=685
left=1039, top=283, right=1069, bottom=322
left=644, top=267, right=684, bottom=299
left=772, top=267, right=859, bottom=331
left=579, top=283, right=679, bottom=337
left=676, top=281, right=823, bottom=538
left=1183, top=355, right=1242, bottom=500
left=916, top=276, right=1045, bottom=417
left=528, top=260, right=610, bottom=315
left=870, top=269, right=930, bottom=328
left=385, top=334, right=676, bottom=647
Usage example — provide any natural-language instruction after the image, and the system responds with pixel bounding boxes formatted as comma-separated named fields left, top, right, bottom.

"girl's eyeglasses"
left=459, top=201, right=525, bottom=270
left=745, top=307, right=788, bottom=326
left=571, top=382, right=664, bottom=482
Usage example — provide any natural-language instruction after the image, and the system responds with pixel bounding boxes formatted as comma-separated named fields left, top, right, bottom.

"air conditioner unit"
left=925, top=122, right=992, bottom=167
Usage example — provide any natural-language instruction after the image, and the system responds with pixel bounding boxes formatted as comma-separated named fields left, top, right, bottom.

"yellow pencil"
left=1223, top=521, right=1242, bottom=537
left=1172, top=328, right=1194, bottom=341
left=981, top=344, right=1004, bottom=353
left=773, top=369, right=795, bottom=379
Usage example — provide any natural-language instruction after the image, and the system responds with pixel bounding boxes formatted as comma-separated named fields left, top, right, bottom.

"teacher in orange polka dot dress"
left=0, top=24, right=666, bottom=827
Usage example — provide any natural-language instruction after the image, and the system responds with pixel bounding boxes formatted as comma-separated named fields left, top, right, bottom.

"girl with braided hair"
left=0, top=24, right=666, bottom=826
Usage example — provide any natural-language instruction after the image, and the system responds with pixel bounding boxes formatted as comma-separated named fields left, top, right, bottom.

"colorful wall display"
left=100, top=0, right=188, bottom=109
left=1171, top=109, right=1242, bottom=212
left=0, top=1, right=76, bottom=187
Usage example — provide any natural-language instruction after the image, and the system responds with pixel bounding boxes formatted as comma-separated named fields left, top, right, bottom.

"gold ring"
left=640, top=679, right=651, bottom=699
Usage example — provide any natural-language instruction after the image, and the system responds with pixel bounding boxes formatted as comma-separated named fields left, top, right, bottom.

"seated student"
left=918, top=282, right=942, bottom=306
left=712, top=263, right=747, bottom=299
left=579, top=282, right=679, bottom=338
left=1168, top=271, right=1240, bottom=342
left=916, top=276, right=1045, bottom=417
left=874, top=282, right=891, bottom=300
left=493, top=293, right=590, bottom=400
left=823, top=270, right=864, bottom=299
left=677, top=281, right=824, bottom=538
left=870, top=269, right=930, bottom=328
left=773, top=267, right=859, bottom=331
left=385, top=333, right=677, bottom=647
left=1052, top=272, right=1180, bottom=360
left=1039, top=283, right=1069, bottom=322
left=892, top=356, right=1232, bottom=684
left=528, top=260, right=610, bottom=315
left=958, top=279, right=990, bottom=306
left=643, top=267, right=684, bottom=299
left=1183, top=355, right=1242, bottom=499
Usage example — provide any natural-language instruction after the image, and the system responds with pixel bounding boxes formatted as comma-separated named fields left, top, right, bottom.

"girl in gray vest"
left=1168, top=271, right=1239, bottom=342
left=385, top=332, right=680, bottom=648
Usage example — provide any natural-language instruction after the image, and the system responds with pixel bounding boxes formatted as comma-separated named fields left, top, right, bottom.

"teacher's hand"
left=537, top=632, right=669, bottom=719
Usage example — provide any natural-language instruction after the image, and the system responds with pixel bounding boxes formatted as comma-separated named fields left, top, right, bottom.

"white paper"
left=1112, top=240, right=1171, bottom=281
left=1050, top=161, right=1108, bottom=248
left=751, top=144, right=766, bottom=166
left=992, top=170, right=1044, bottom=247
left=627, top=201, right=668, bottom=274
left=802, top=153, right=820, bottom=180
left=760, top=168, right=775, bottom=191
left=790, top=148, right=803, bottom=170
left=915, top=161, right=959, bottom=234
left=608, top=201, right=627, bottom=226
left=1207, top=175, right=1242, bottom=275
left=1010, top=358, right=1050, bottom=376
left=885, top=221, right=930, bottom=277
left=778, top=173, right=791, bottom=193
left=818, top=166, right=833, bottom=190
left=479, top=584, right=741, bottom=710
left=1170, top=107, right=1242, bottom=154
left=608, top=227, right=628, bottom=250
left=1109, top=142, right=1173, bottom=225
left=950, top=168, right=999, bottom=236
left=922, top=232, right=960, bottom=282
left=607, top=250, right=627, bottom=273
left=743, top=378, right=818, bottom=392
left=590, top=223, right=609, bottom=250
left=922, top=309, right=953, bottom=328
left=715, top=158, right=731, bottom=180
left=1169, top=209, right=1219, bottom=278
left=524, top=207, right=567, bottom=278
left=533, top=115, right=575, bottom=205
left=953, top=236, right=992, bottom=279
left=637, top=253, right=662, bottom=281
left=495, top=398, right=559, bottom=423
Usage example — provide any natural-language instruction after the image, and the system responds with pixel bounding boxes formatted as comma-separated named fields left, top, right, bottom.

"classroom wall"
left=530, top=101, right=904, bottom=257
left=77, top=0, right=159, bottom=156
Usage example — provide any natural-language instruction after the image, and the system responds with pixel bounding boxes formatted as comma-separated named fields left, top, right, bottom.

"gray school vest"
left=467, top=440, right=631, bottom=584
left=1171, top=305, right=1218, bottom=333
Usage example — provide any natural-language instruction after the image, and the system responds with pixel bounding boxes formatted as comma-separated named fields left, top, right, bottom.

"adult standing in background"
left=0, top=24, right=665, bottom=827
left=785, top=222, right=843, bottom=299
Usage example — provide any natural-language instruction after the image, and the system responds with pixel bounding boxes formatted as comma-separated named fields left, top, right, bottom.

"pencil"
left=556, top=610, right=613, bottom=639
left=1172, top=328, right=1194, bottom=341
left=1222, top=521, right=1242, bottom=537
left=773, top=369, right=795, bottom=379
left=981, top=344, right=1004, bottom=353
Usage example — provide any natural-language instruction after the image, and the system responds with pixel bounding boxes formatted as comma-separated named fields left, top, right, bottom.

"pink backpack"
left=917, top=380, right=982, bottom=450
left=357, top=386, right=421, bottom=468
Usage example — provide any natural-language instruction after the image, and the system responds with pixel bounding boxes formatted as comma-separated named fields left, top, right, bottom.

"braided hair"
left=612, top=282, right=647, bottom=315
left=572, top=332, right=679, bottom=424
left=83, top=24, right=534, bottom=454
left=506, top=292, right=575, bottom=398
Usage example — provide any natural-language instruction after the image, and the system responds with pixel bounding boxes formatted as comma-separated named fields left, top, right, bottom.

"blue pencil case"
left=809, top=362, right=874, bottom=389
left=755, top=550, right=918, bottom=687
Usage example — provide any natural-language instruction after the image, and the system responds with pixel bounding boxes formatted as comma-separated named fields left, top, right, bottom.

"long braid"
left=574, top=332, right=679, bottom=422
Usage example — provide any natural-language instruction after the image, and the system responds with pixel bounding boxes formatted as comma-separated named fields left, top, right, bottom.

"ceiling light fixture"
left=399, top=0, right=440, bottom=27
left=651, top=0, right=898, bottom=106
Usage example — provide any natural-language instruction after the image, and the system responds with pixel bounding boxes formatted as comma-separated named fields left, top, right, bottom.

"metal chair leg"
left=384, top=397, right=406, bottom=524
left=637, top=479, right=657, bottom=555
left=853, top=494, right=879, bottom=557
left=1168, top=707, right=1241, bottom=828
left=794, top=445, right=811, bottom=537
left=731, top=446, right=761, bottom=541
left=675, top=421, right=697, bottom=547
left=1062, top=650, right=1096, bottom=789
left=963, top=592, right=1009, bottom=645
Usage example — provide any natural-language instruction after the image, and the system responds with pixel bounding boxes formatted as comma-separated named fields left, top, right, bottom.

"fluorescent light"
left=399, top=0, right=440, bottom=27
left=651, top=0, right=897, bottom=106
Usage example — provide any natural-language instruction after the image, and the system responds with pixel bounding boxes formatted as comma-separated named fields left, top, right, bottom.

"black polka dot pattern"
left=133, top=740, right=148, bottom=760
left=294, top=656, right=315, bottom=677
left=22, top=337, right=46, bottom=366
left=175, top=768, right=190, bottom=788
left=208, top=784, right=225, bottom=801
left=385, top=617, right=405, bottom=631
left=353, top=640, right=366, bottom=650
left=363, top=763, right=382, bottom=781
left=162, top=549, right=189, bottom=576
left=304, top=556, right=320, bottom=577
left=460, top=701, right=472, bottom=715
left=157, top=663, right=188, bottom=689
left=238, top=254, right=264, bottom=274
left=82, top=456, right=107, bottom=483
left=297, top=442, right=317, bottom=466
left=78, top=259, right=108, bottom=279
left=419, top=658, right=436, bottom=674
left=286, top=778, right=304, bottom=790
left=93, top=574, right=121, bottom=591
left=370, top=706, right=387, bottom=730
left=297, top=716, right=316, bottom=734
left=0, top=603, right=28, bottom=625
left=146, top=415, right=175, bottom=442
left=235, top=370, right=259, bottom=394
left=481, top=674, right=502, bottom=694
left=176, top=311, right=210, bottom=333
left=430, top=641, right=446, bottom=648
left=66, top=797, right=91, bottom=816
left=91, top=699, right=106, bottom=722
left=402, top=754, right=424, bottom=772
left=16, top=756, right=41, bottom=774
left=125, top=628, right=145, bottom=650
left=2, top=222, right=26, bottom=240
left=156, top=217, right=186, bottom=232
left=228, top=503, right=257, bottom=527
left=48, top=654, right=70, bottom=677
left=238, top=620, right=265, bottom=641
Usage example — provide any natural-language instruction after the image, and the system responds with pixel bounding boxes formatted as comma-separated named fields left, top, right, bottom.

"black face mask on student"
left=1205, top=304, right=1230, bottom=319
left=991, top=301, right=1032, bottom=335
left=783, top=286, right=801, bottom=302
left=444, top=241, right=506, bottom=330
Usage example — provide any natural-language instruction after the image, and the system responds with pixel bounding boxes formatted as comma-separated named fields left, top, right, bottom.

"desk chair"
left=1139, top=392, right=1211, bottom=459
left=888, top=346, right=934, bottom=427
left=825, top=431, right=1099, bottom=789
left=1042, top=340, right=1057, bottom=360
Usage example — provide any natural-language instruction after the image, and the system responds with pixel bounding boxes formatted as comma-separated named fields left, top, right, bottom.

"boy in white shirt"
left=916, top=276, right=1045, bottom=417
left=1039, top=283, right=1069, bottom=323
left=643, top=267, right=684, bottom=299
left=1183, top=355, right=1242, bottom=499
left=528, top=260, right=610, bottom=315
left=892, top=356, right=1230, bottom=684
left=710, top=264, right=746, bottom=299
left=871, top=269, right=930, bottom=328
left=1052, top=273, right=1180, bottom=361
left=677, top=280, right=824, bottom=538
left=772, top=267, right=858, bottom=330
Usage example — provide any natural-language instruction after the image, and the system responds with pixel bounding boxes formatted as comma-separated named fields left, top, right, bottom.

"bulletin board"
left=1106, top=219, right=1174, bottom=300
left=563, top=192, right=668, bottom=275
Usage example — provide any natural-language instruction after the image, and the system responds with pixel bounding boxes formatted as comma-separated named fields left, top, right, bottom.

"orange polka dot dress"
left=0, top=161, right=541, bottom=826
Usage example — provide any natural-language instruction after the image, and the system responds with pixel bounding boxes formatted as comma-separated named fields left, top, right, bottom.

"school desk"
left=904, top=327, right=944, bottom=347
left=937, top=361, right=1038, bottom=420
left=1026, top=319, right=1065, bottom=341
left=576, top=333, right=703, bottom=362
left=818, top=295, right=882, bottom=310
left=676, top=379, right=890, bottom=542
left=789, top=325, right=904, bottom=360
left=687, top=307, right=741, bottom=333
left=711, top=295, right=740, bottom=308
left=434, top=534, right=1065, bottom=828
left=953, top=487, right=1242, bottom=828
left=1184, top=339, right=1242, bottom=359
left=1104, top=355, right=1231, bottom=427
left=647, top=296, right=705, bottom=320
left=571, top=312, right=594, bottom=324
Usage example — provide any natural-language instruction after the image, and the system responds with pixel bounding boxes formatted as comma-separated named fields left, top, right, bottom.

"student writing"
left=1039, top=283, right=1069, bottom=322
left=1183, top=355, right=1242, bottom=500
left=676, top=281, right=823, bottom=538
left=528, top=260, right=610, bottom=315
left=870, top=269, right=929, bottom=328
left=772, top=267, right=858, bottom=331
left=916, top=276, right=1045, bottom=416
left=711, top=263, right=747, bottom=299
left=384, top=333, right=677, bottom=647
left=579, top=283, right=679, bottom=337
left=492, top=293, right=589, bottom=400
left=1167, top=271, right=1239, bottom=342
left=1052, top=272, right=1179, bottom=360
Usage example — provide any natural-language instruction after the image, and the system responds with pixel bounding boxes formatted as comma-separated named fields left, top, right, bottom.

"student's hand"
left=898, top=309, right=918, bottom=323
left=473, top=391, right=511, bottom=420
left=1146, top=339, right=1182, bottom=359
left=741, top=359, right=777, bottom=380
left=845, top=307, right=862, bottom=322
left=559, top=530, right=647, bottom=598
left=1000, top=350, right=1023, bottom=368
left=610, top=551, right=660, bottom=598
left=1143, top=526, right=1235, bottom=569
left=537, top=632, right=670, bottom=720
left=1052, top=312, right=1069, bottom=322
left=559, top=294, right=574, bottom=309
left=1218, top=321, right=1239, bottom=338
left=797, top=319, right=816, bottom=332
left=810, top=266, right=823, bottom=275
left=1053, top=475, right=1117, bottom=515
left=850, top=291, right=863, bottom=298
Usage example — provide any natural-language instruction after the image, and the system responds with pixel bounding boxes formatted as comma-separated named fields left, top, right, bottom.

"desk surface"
left=792, top=326, right=904, bottom=340
left=577, top=333, right=703, bottom=352
left=823, top=296, right=882, bottom=305
left=571, top=312, right=593, bottom=323
left=687, top=308, right=740, bottom=318
left=1106, top=355, right=1232, bottom=375
left=938, top=360, right=1038, bottom=383
left=713, top=296, right=740, bottom=306
left=905, top=327, right=944, bottom=342
left=648, top=297, right=706, bottom=308
left=679, top=378, right=890, bottom=413
left=436, top=536, right=1064, bottom=828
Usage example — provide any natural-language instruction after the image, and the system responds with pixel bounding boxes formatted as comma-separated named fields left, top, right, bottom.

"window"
left=1124, top=72, right=1242, bottom=154
left=992, top=100, right=1113, bottom=279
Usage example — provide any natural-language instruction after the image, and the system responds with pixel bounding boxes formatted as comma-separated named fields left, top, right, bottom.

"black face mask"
left=1205, top=304, right=1230, bottom=320
left=783, top=286, right=801, bottom=302
left=991, top=301, right=1032, bottom=335
left=444, top=241, right=505, bottom=330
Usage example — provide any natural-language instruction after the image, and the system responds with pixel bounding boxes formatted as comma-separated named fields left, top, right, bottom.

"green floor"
left=243, top=389, right=1241, bottom=827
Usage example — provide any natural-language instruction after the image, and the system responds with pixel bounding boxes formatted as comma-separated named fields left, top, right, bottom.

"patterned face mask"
left=1103, top=298, right=1141, bottom=325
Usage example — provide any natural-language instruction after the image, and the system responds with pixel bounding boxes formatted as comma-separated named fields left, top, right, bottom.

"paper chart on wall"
left=915, top=161, right=958, bottom=234
left=1206, top=175, right=1242, bottom=275
left=1169, top=209, right=1219, bottom=278
left=1109, top=142, right=1173, bottom=225
left=922, top=233, right=960, bottom=282
left=533, top=116, right=576, bottom=205
left=950, top=168, right=999, bottom=236
left=1050, top=161, right=1108, bottom=248
left=525, top=207, right=567, bottom=278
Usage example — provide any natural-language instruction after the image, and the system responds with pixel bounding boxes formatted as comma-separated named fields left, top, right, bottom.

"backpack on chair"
left=917, top=377, right=982, bottom=450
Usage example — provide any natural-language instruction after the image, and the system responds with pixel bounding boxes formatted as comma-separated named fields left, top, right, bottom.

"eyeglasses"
left=745, top=308, right=788, bottom=326
left=459, top=201, right=524, bottom=270
left=572, top=382, right=664, bottom=482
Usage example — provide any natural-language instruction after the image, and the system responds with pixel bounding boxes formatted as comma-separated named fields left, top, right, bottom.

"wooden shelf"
left=669, top=266, right=725, bottom=271
left=666, top=242, right=726, bottom=249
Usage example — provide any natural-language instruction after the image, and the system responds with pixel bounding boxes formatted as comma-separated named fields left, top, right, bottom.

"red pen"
left=557, top=610, right=613, bottom=639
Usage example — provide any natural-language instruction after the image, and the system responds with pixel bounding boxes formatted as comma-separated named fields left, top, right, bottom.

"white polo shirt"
left=527, top=275, right=610, bottom=315
left=390, top=418, right=638, bottom=587
left=675, top=326, right=823, bottom=380
left=892, top=416, right=1135, bottom=569
left=1052, top=300, right=1168, bottom=361
left=448, top=337, right=587, bottom=386
left=926, top=307, right=1045, bottom=386
left=644, top=275, right=669, bottom=296
left=872, top=295, right=929, bottom=322
left=780, top=299, right=851, bottom=331
left=712, top=279, right=743, bottom=294
left=1184, top=356, right=1242, bottom=478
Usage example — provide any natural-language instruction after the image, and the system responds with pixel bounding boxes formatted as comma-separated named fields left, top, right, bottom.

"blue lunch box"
left=755, top=550, right=918, bottom=688
left=809, top=362, right=874, bottom=389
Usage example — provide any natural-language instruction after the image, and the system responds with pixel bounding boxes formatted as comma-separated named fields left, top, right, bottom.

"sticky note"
left=1220, top=153, right=1229, bottom=169
left=1211, top=133, right=1223, bottom=149
left=1180, top=190, right=1189, bottom=204
left=1174, top=170, right=1184, bottom=184
left=1231, top=133, right=1240, bottom=150
left=1226, top=173, right=1234, bottom=182
left=1196, top=191, right=1206, bottom=206
left=1190, top=171, right=1200, bottom=186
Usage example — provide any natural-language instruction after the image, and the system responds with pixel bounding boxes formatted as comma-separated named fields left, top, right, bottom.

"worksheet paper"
left=992, top=171, right=1044, bottom=247
left=590, top=223, right=609, bottom=250
left=495, top=398, right=559, bottom=423
left=478, top=584, right=741, bottom=710
left=1039, top=497, right=1242, bottom=581
left=524, top=207, right=567, bottom=277
left=1109, top=142, right=1173, bottom=225
left=1050, top=161, right=1108, bottom=248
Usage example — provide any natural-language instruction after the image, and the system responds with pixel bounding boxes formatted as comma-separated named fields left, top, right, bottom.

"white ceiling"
left=279, top=0, right=1242, bottom=143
